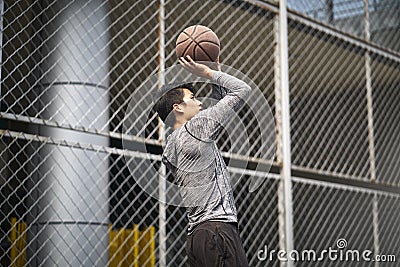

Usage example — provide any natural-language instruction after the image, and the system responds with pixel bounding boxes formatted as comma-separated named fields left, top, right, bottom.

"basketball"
left=176, top=25, right=220, bottom=62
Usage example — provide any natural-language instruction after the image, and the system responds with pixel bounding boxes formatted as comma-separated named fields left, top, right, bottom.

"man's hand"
left=179, top=55, right=214, bottom=80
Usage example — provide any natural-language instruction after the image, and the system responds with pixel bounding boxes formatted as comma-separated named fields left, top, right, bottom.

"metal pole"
left=372, top=193, right=380, bottom=267
left=0, top=0, right=3, bottom=110
left=158, top=0, right=167, bottom=266
left=274, top=15, right=285, bottom=267
left=364, top=0, right=376, bottom=184
left=364, top=1, right=380, bottom=266
left=276, top=0, right=294, bottom=266
left=326, top=0, right=334, bottom=24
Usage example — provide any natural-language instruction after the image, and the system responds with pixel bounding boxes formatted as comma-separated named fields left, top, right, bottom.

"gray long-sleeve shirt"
left=162, top=71, right=251, bottom=235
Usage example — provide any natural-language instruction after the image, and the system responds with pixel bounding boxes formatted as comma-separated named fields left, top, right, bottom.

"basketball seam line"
left=191, top=29, right=213, bottom=42
left=181, top=29, right=212, bottom=44
left=176, top=36, right=191, bottom=46
left=191, top=29, right=216, bottom=61
left=181, top=38, right=194, bottom=59
left=195, top=42, right=216, bottom=62
left=180, top=29, right=208, bottom=57
left=180, top=29, right=203, bottom=58
left=196, top=40, right=220, bottom=46
left=180, top=29, right=217, bottom=60
left=179, top=25, right=198, bottom=51
left=192, top=25, right=198, bottom=36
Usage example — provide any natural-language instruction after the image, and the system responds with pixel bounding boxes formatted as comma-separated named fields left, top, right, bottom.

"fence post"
left=364, top=1, right=380, bottom=266
left=275, top=0, right=294, bottom=266
left=158, top=0, right=167, bottom=266
left=0, top=0, right=3, bottom=108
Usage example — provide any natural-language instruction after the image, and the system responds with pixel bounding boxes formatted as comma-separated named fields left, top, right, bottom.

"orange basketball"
left=176, top=25, right=220, bottom=62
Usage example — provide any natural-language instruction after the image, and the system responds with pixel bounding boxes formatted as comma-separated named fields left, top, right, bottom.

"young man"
left=155, top=55, right=250, bottom=266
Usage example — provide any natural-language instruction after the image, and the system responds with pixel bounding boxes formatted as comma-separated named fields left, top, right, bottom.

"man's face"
left=177, top=88, right=202, bottom=121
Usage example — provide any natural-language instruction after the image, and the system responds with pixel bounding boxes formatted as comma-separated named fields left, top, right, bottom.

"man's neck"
left=173, top=119, right=188, bottom=130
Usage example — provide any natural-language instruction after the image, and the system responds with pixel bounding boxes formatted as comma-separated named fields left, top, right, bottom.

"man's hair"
left=154, top=83, right=195, bottom=127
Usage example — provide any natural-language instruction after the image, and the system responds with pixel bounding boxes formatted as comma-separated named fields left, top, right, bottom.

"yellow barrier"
left=10, top=217, right=27, bottom=267
left=9, top=218, right=156, bottom=267
left=139, top=226, right=156, bottom=267
left=108, top=224, right=156, bottom=267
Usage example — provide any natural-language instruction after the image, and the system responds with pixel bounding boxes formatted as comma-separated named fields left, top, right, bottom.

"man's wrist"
left=211, top=70, right=223, bottom=82
left=206, top=69, right=214, bottom=80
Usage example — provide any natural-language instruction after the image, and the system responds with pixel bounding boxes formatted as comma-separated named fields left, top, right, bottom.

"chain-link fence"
left=0, top=0, right=399, bottom=266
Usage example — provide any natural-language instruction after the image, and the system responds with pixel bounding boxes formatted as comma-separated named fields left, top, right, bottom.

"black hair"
left=154, top=83, right=195, bottom=127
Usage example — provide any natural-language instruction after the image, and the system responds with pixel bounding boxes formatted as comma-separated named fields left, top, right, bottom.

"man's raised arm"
left=185, top=70, right=251, bottom=141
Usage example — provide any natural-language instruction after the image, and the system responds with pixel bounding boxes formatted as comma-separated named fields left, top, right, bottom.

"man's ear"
left=173, top=103, right=183, bottom=113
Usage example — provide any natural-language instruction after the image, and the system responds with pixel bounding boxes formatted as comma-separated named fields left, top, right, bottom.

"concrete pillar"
left=27, top=1, right=110, bottom=266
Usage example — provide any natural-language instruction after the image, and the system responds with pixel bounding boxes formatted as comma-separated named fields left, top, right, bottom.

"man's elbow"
left=242, top=84, right=251, bottom=99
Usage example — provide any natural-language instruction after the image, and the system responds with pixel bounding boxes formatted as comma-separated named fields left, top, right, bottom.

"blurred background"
left=0, top=0, right=399, bottom=266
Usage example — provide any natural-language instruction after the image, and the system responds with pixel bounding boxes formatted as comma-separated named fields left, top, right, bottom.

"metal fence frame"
left=0, top=0, right=399, bottom=266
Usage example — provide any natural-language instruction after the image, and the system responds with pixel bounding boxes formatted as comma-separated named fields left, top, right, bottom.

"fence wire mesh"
left=293, top=179, right=375, bottom=267
left=377, top=193, right=400, bottom=266
left=288, top=18, right=371, bottom=180
left=371, top=55, right=400, bottom=186
left=0, top=0, right=399, bottom=266
left=293, top=177, right=399, bottom=267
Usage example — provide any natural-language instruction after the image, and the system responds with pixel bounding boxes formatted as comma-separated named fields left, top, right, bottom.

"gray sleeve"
left=185, top=71, right=251, bottom=141
left=209, top=83, right=227, bottom=101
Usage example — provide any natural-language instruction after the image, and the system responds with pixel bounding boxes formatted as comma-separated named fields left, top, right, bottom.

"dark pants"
left=186, top=221, right=249, bottom=267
